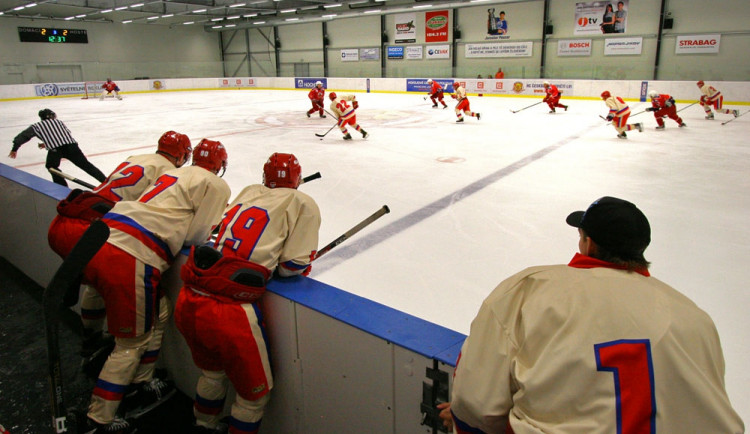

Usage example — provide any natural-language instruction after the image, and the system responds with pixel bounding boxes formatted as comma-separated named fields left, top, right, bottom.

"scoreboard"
left=18, top=27, right=88, bottom=43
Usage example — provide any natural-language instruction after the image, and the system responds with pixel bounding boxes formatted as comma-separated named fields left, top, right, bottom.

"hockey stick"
left=300, top=172, right=322, bottom=185
left=722, top=109, right=748, bottom=125
left=314, top=205, right=390, bottom=260
left=677, top=101, right=699, bottom=113
left=315, top=122, right=339, bottom=139
left=510, top=101, right=543, bottom=113
left=48, top=168, right=97, bottom=190
left=44, top=220, right=110, bottom=434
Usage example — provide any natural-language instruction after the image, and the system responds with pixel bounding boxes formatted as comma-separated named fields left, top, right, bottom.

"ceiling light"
left=162, top=14, right=173, bottom=18
left=322, top=13, right=337, bottom=17
left=14, top=6, right=25, bottom=10
left=254, top=20, right=266, bottom=24
left=147, top=16, right=159, bottom=20
left=65, top=16, right=75, bottom=20
left=102, top=9, right=112, bottom=13
left=470, top=0, right=489, bottom=2
left=364, top=9, right=381, bottom=13
left=212, top=25, right=222, bottom=29
left=75, top=14, right=85, bottom=17
left=193, top=8, right=206, bottom=13
left=225, top=24, right=236, bottom=27
left=130, top=3, right=144, bottom=8
left=285, top=17, right=299, bottom=21
left=281, top=8, right=296, bottom=13
left=27, top=3, right=37, bottom=7
left=115, top=6, right=127, bottom=10
left=123, top=20, right=133, bottom=23
left=211, top=17, right=224, bottom=21
left=323, top=3, right=341, bottom=7
left=184, top=21, right=194, bottom=24
left=230, top=3, right=245, bottom=6
left=413, top=4, right=432, bottom=8
left=243, top=13, right=257, bottom=17
left=227, top=15, right=240, bottom=19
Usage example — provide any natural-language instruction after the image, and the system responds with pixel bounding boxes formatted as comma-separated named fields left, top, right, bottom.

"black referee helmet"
left=38, top=108, right=56, bottom=120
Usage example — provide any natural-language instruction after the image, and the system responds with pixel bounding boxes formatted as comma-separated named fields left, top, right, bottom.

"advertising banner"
left=406, top=46, right=423, bottom=59
left=557, top=39, right=592, bottom=56
left=395, top=13, right=417, bottom=43
left=575, top=1, right=629, bottom=35
left=340, top=48, right=359, bottom=62
left=34, top=82, right=87, bottom=97
left=465, top=41, right=532, bottom=58
left=426, top=44, right=450, bottom=59
left=360, top=47, right=380, bottom=61
left=387, top=46, right=404, bottom=59
left=485, top=7, right=510, bottom=40
left=219, top=78, right=256, bottom=88
left=406, top=78, right=455, bottom=93
left=294, top=78, right=328, bottom=89
left=675, top=34, right=721, bottom=54
left=425, top=10, right=449, bottom=43
left=604, top=37, right=642, bottom=55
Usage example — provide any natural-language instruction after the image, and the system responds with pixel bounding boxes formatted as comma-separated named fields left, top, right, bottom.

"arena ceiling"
left=0, top=0, right=515, bottom=30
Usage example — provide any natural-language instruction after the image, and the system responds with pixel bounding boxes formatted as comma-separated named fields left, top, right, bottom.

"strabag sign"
left=675, top=34, right=721, bottom=54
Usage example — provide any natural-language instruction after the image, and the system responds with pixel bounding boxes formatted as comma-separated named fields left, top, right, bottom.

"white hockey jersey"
left=94, top=153, right=175, bottom=202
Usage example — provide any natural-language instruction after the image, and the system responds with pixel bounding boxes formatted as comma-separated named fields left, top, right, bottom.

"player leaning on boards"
left=600, top=90, right=643, bottom=139
left=100, top=78, right=123, bottom=101
left=329, top=91, right=368, bottom=140
left=438, top=196, right=744, bottom=433
left=9, top=108, right=107, bottom=187
left=646, top=90, right=686, bottom=130
left=450, top=81, right=480, bottom=123
left=697, top=80, right=739, bottom=120
left=64, top=140, right=230, bottom=433
left=48, top=131, right=194, bottom=376
left=175, top=152, right=321, bottom=434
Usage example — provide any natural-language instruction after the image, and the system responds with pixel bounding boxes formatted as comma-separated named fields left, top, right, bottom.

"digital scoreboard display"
left=18, top=27, right=88, bottom=43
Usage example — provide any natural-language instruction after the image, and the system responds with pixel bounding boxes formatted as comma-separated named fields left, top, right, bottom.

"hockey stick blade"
left=510, top=101, right=543, bottom=114
left=44, top=220, right=110, bottom=433
left=314, top=205, right=390, bottom=260
left=300, top=172, right=322, bottom=184
left=722, top=109, right=747, bottom=125
left=48, top=168, right=97, bottom=189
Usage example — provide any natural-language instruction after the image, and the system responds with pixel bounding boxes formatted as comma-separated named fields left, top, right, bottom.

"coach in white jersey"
left=443, top=196, right=744, bottom=434
left=78, top=139, right=231, bottom=433
left=9, top=108, right=107, bottom=186
left=175, top=152, right=321, bottom=433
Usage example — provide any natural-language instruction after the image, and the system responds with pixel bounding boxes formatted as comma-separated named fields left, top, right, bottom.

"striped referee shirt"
left=12, top=119, right=77, bottom=152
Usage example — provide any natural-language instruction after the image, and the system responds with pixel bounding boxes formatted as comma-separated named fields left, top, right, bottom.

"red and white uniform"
left=100, top=80, right=122, bottom=100
left=175, top=185, right=320, bottom=433
left=604, top=95, right=635, bottom=134
left=429, top=81, right=447, bottom=108
left=307, top=86, right=326, bottom=117
left=650, top=93, right=683, bottom=127
left=330, top=94, right=364, bottom=135
left=699, top=83, right=734, bottom=116
left=450, top=254, right=744, bottom=434
left=94, top=153, right=176, bottom=202
left=451, top=84, right=480, bottom=121
left=543, top=84, right=567, bottom=112
left=83, top=165, right=230, bottom=425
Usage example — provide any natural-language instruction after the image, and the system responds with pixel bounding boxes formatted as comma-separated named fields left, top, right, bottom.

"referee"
left=9, top=108, right=106, bottom=187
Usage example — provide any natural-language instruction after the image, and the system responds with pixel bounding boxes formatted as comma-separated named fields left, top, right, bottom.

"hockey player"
left=450, top=82, right=480, bottom=123
left=100, top=78, right=123, bottom=100
left=9, top=109, right=107, bottom=187
left=697, top=80, right=739, bottom=120
left=175, top=152, right=321, bottom=434
left=329, top=91, right=368, bottom=140
left=542, top=81, right=568, bottom=113
left=306, top=81, right=326, bottom=118
left=646, top=90, right=686, bottom=130
left=427, top=79, right=448, bottom=109
left=601, top=90, right=643, bottom=139
left=47, top=131, right=194, bottom=372
left=440, top=196, right=744, bottom=434
left=75, top=139, right=231, bottom=433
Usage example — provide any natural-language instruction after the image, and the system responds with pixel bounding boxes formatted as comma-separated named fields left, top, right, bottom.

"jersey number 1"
left=594, top=339, right=656, bottom=434
left=214, top=205, right=270, bottom=260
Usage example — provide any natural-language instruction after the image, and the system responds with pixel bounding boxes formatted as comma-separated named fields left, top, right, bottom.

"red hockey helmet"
left=192, top=139, right=228, bottom=176
left=696, top=80, right=705, bottom=87
left=600, top=90, right=611, bottom=100
left=263, top=152, right=301, bottom=189
left=329, top=92, right=337, bottom=101
left=453, top=81, right=460, bottom=89
left=158, top=131, right=192, bottom=166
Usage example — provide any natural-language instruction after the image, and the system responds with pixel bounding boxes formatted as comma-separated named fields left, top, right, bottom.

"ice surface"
left=2, top=89, right=748, bottom=421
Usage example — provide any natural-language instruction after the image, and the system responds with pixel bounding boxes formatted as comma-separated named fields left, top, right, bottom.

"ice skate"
left=343, top=133, right=353, bottom=140
left=563, top=105, right=568, bottom=111
left=549, top=109, right=555, bottom=114
left=361, top=129, right=369, bottom=139
left=320, top=114, right=326, bottom=118
left=636, top=123, right=644, bottom=132
left=733, top=110, right=740, bottom=117
left=705, top=113, right=714, bottom=120
left=476, top=113, right=481, bottom=120
left=79, top=414, right=134, bottom=434
left=432, top=104, right=438, bottom=108
left=617, top=132, right=627, bottom=139
left=456, top=117, right=464, bottom=123
left=191, top=421, right=229, bottom=434
left=121, top=377, right=176, bottom=420
left=306, top=112, right=311, bottom=118
left=442, top=105, right=448, bottom=109
left=655, top=124, right=665, bottom=130
left=679, top=122, right=687, bottom=127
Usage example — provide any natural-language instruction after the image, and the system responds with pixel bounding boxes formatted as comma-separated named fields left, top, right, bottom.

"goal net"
left=82, top=81, right=106, bottom=99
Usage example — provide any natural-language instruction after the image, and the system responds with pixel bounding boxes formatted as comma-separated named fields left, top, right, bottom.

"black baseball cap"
left=566, top=196, right=651, bottom=259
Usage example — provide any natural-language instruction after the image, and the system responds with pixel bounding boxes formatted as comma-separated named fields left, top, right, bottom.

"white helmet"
left=315, top=81, right=323, bottom=86
left=427, top=79, right=433, bottom=83
left=543, top=81, right=550, bottom=86
left=648, top=90, right=659, bottom=98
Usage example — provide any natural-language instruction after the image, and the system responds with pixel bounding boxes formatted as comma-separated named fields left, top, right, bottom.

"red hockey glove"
left=352, top=100, right=359, bottom=109
left=606, top=114, right=614, bottom=121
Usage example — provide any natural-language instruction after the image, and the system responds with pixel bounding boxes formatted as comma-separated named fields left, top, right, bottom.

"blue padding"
left=0, top=163, right=69, bottom=200
left=268, top=276, right=466, bottom=366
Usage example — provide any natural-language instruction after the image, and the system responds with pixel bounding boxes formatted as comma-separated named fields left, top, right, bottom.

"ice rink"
left=2, top=89, right=748, bottom=421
